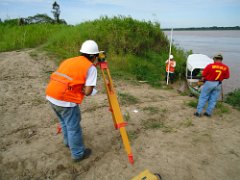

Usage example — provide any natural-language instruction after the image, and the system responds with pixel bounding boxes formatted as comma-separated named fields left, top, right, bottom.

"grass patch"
left=1, top=16, right=189, bottom=87
left=128, top=130, right=139, bottom=141
left=143, top=106, right=160, bottom=114
left=142, top=118, right=174, bottom=133
left=225, top=89, right=240, bottom=111
left=123, top=111, right=131, bottom=122
left=215, top=102, right=230, bottom=114
left=186, top=100, right=198, bottom=108
left=181, top=118, right=194, bottom=127
left=118, top=92, right=139, bottom=105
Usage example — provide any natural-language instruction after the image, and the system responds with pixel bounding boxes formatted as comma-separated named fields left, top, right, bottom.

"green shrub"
left=215, top=102, right=230, bottom=114
left=225, top=89, right=240, bottom=110
left=1, top=16, right=188, bottom=85
left=187, top=100, right=198, bottom=108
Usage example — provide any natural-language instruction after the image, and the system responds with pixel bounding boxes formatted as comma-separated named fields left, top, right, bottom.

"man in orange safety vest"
left=165, top=54, right=176, bottom=84
left=46, top=40, right=99, bottom=162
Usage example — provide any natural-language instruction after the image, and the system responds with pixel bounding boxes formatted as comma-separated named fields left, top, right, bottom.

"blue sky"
left=0, top=0, right=240, bottom=28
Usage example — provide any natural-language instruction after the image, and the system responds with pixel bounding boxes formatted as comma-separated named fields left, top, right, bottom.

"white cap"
left=170, top=55, right=174, bottom=59
left=80, top=40, right=99, bottom=54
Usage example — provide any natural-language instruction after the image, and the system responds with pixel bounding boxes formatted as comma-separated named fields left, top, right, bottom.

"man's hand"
left=82, top=86, right=94, bottom=96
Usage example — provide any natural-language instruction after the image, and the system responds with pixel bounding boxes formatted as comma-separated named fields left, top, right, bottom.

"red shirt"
left=202, top=62, right=230, bottom=82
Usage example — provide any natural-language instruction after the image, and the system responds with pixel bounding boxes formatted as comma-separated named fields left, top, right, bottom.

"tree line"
left=162, top=26, right=240, bottom=31
left=0, top=1, right=66, bottom=25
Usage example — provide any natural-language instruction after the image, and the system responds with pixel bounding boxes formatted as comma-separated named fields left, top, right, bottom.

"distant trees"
left=25, top=14, right=54, bottom=24
left=162, top=26, right=240, bottom=31
left=1, top=1, right=66, bottom=26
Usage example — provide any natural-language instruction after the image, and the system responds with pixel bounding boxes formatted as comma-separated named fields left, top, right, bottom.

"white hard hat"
left=170, top=55, right=174, bottom=59
left=80, top=40, right=99, bottom=54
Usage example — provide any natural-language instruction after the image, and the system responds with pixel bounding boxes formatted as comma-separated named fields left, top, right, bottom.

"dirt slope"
left=0, top=49, right=240, bottom=180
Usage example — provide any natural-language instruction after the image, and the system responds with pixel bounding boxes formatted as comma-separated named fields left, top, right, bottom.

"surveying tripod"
left=56, top=52, right=134, bottom=164
left=96, top=51, right=134, bottom=165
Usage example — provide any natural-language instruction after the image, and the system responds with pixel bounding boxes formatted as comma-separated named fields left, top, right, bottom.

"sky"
left=0, top=0, right=240, bottom=28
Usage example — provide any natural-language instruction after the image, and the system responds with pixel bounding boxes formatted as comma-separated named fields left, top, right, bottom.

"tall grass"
left=0, top=24, right=65, bottom=51
left=0, top=16, right=189, bottom=85
left=225, top=89, right=240, bottom=110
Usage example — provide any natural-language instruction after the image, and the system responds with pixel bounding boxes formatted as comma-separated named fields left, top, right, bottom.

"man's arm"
left=83, top=65, right=97, bottom=96
left=224, top=66, right=230, bottom=79
left=83, top=86, right=94, bottom=96
left=172, top=61, right=176, bottom=67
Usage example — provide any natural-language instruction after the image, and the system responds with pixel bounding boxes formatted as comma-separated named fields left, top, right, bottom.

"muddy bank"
left=0, top=49, right=240, bottom=180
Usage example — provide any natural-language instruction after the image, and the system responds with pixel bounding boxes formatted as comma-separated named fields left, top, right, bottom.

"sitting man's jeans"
left=50, top=103, right=85, bottom=160
left=197, top=81, right=221, bottom=115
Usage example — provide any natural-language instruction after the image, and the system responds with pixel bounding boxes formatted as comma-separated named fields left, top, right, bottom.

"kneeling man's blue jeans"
left=197, top=81, right=221, bottom=115
left=50, top=103, right=85, bottom=160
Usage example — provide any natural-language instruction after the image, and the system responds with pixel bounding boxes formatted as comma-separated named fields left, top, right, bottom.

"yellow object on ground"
left=131, top=169, right=160, bottom=180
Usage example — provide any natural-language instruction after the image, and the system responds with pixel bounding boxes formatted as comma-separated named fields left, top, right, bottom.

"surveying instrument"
left=96, top=51, right=134, bottom=164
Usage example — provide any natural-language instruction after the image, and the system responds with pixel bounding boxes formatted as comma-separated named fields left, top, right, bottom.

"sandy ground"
left=0, top=49, right=240, bottom=180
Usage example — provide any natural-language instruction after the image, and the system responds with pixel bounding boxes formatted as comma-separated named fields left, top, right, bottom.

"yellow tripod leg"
left=99, top=62, right=134, bottom=164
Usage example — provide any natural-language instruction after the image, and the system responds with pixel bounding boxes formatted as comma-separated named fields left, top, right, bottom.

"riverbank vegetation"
left=0, top=16, right=189, bottom=86
left=1, top=16, right=239, bottom=110
left=225, top=89, right=240, bottom=110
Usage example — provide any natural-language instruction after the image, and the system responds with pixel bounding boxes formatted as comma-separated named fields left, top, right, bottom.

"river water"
left=164, top=30, right=240, bottom=94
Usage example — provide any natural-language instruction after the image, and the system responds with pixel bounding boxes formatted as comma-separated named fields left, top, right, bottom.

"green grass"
left=181, top=118, right=194, bottom=127
left=128, top=130, right=139, bottom=141
left=143, top=106, right=160, bottom=114
left=123, top=111, right=131, bottom=122
left=186, top=100, right=198, bottom=108
left=1, top=16, right=189, bottom=86
left=225, top=89, right=240, bottom=110
left=186, top=99, right=229, bottom=115
left=0, top=24, right=65, bottom=52
left=142, top=118, right=174, bottom=133
left=215, top=102, right=230, bottom=114
left=118, top=92, right=139, bottom=105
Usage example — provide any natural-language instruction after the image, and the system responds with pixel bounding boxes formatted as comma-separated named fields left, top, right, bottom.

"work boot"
left=73, top=148, right=92, bottom=162
left=203, top=112, right=211, bottom=117
left=194, top=112, right=201, bottom=117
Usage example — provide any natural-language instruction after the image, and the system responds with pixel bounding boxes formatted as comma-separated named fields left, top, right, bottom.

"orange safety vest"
left=165, top=61, right=175, bottom=73
left=46, top=56, right=93, bottom=104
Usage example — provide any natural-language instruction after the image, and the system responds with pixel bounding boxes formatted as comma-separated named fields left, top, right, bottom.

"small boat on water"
left=186, top=54, right=213, bottom=96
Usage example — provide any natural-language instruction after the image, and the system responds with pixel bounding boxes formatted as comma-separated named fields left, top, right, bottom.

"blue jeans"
left=50, top=103, right=85, bottom=160
left=196, top=81, right=221, bottom=115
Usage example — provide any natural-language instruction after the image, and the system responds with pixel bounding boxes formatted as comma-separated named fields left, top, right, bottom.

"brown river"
left=164, top=30, right=240, bottom=94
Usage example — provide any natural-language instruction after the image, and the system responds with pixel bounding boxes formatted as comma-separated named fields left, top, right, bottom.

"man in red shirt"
left=194, top=53, right=230, bottom=117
